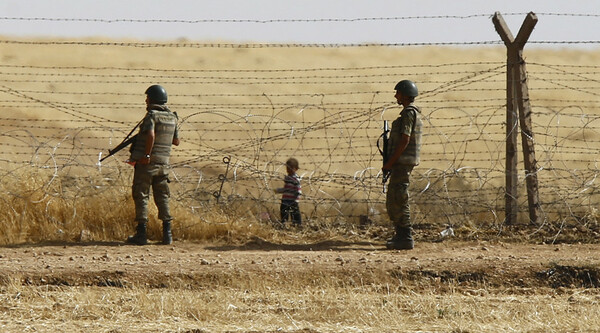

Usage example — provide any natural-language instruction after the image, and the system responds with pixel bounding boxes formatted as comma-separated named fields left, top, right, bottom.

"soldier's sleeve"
left=173, top=117, right=180, bottom=140
left=398, top=110, right=416, bottom=136
left=139, top=112, right=155, bottom=133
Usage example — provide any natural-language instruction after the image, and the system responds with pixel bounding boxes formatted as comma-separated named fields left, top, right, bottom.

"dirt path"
left=2, top=239, right=599, bottom=291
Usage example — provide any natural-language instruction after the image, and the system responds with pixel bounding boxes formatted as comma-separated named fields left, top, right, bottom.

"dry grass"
left=0, top=167, right=364, bottom=245
left=2, top=278, right=600, bottom=332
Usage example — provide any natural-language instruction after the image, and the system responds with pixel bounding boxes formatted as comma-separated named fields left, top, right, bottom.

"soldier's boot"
left=162, top=220, right=173, bottom=245
left=386, top=226, right=414, bottom=250
left=126, top=221, right=148, bottom=245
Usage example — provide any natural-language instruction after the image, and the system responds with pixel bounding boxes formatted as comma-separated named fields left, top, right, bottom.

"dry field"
left=2, top=239, right=600, bottom=332
left=1, top=38, right=600, bottom=332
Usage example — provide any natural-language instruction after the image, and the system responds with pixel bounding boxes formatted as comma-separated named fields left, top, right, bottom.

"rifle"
left=100, top=121, right=141, bottom=162
left=377, top=120, right=391, bottom=192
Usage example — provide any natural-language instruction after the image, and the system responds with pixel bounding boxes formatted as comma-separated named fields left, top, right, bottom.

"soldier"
left=382, top=80, right=422, bottom=250
left=126, top=84, right=180, bottom=245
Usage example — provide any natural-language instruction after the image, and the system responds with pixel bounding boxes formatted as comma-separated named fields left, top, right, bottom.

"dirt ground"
left=2, top=238, right=599, bottom=291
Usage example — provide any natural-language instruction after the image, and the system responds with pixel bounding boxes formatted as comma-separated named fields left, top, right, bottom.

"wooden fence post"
left=493, top=12, right=541, bottom=225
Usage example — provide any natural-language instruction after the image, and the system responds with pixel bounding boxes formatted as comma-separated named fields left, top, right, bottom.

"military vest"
left=130, top=107, right=178, bottom=164
left=387, top=105, right=422, bottom=166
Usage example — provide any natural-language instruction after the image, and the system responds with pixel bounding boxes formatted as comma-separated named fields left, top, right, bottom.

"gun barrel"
left=99, top=134, right=137, bottom=162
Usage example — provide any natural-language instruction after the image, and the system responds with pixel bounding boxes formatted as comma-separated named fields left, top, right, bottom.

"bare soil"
left=2, top=238, right=599, bottom=292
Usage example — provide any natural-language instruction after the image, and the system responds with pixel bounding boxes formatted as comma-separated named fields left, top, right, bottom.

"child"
left=274, top=158, right=302, bottom=226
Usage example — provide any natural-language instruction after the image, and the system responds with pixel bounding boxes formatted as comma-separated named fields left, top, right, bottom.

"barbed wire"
left=1, top=13, right=598, bottom=24
left=0, top=61, right=505, bottom=72
left=3, top=39, right=600, bottom=48
left=0, top=39, right=509, bottom=48
left=1, top=33, right=600, bottom=236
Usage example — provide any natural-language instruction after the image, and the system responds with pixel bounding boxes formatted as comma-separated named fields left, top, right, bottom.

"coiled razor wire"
left=0, top=44, right=600, bottom=234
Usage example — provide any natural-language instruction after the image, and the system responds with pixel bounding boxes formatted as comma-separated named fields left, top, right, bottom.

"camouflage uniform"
left=386, top=104, right=422, bottom=229
left=130, top=104, right=179, bottom=226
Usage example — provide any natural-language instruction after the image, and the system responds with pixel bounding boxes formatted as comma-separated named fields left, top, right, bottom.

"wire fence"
left=1, top=13, right=600, bottom=234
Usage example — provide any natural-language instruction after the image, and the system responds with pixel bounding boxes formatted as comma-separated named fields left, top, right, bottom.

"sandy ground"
left=2, top=239, right=599, bottom=291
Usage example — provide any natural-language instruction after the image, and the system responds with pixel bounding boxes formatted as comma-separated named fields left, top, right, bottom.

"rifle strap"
left=123, top=120, right=142, bottom=141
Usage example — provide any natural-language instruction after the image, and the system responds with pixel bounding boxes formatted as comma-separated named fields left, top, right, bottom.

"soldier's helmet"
left=394, top=80, right=418, bottom=97
left=145, top=84, right=168, bottom=104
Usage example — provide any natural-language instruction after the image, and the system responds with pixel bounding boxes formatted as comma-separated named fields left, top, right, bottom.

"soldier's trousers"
left=386, top=165, right=414, bottom=228
left=132, top=163, right=172, bottom=223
